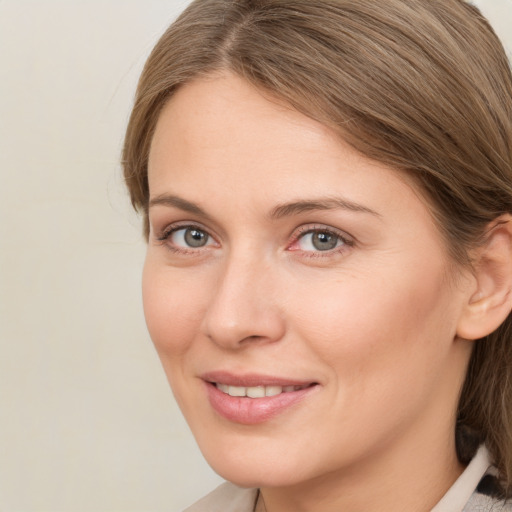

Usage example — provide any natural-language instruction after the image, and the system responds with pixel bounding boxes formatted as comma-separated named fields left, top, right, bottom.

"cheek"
left=141, top=258, right=208, bottom=359
left=290, top=259, right=457, bottom=393
left=282, top=263, right=461, bottom=457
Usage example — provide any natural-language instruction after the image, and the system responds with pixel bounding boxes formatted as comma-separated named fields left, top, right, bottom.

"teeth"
left=247, top=386, right=265, bottom=398
left=216, top=383, right=310, bottom=398
left=265, top=386, right=282, bottom=397
left=228, top=386, right=246, bottom=397
left=218, top=383, right=229, bottom=394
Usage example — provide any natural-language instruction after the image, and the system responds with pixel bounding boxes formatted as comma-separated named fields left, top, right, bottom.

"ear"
left=457, top=215, right=512, bottom=341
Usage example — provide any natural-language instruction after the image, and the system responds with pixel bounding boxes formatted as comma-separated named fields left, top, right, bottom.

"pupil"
left=312, top=232, right=337, bottom=251
left=185, top=228, right=207, bottom=247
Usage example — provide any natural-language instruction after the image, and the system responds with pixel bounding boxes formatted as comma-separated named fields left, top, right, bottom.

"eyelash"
left=155, top=223, right=354, bottom=258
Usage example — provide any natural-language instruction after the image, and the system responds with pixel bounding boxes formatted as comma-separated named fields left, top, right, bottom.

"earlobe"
left=457, top=215, right=512, bottom=341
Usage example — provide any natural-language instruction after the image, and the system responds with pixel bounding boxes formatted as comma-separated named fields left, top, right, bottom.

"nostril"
left=241, top=335, right=264, bottom=343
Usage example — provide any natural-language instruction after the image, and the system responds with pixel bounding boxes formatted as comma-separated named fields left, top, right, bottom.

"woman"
left=123, top=0, right=512, bottom=510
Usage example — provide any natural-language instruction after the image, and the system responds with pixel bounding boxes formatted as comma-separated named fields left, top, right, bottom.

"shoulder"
left=463, top=474, right=512, bottom=512
left=183, top=482, right=258, bottom=512
left=462, top=465, right=512, bottom=511
left=464, top=492, right=512, bottom=511
left=433, top=446, right=512, bottom=512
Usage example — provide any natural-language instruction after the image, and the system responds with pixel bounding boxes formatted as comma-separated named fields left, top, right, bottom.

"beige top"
left=184, top=446, right=511, bottom=512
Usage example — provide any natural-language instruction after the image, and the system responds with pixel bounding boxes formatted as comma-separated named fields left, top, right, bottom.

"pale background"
left=0, top=1, right=511, bottom=511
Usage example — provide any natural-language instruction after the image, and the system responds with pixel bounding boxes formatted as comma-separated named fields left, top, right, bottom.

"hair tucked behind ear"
left=122, top=0, right=512, bottom=494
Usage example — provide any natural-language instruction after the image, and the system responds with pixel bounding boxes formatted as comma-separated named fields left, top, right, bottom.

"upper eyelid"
left=293, top=224, right=354, bottom=242
left=156, top=221, right=214, bottom=240
left=148, top=205, right=224, bottom=238
left=150, top=213, right=231, bottom=243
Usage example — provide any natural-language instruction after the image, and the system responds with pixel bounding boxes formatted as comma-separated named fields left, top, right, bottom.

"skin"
left=143, top=72, right=477, bottom=512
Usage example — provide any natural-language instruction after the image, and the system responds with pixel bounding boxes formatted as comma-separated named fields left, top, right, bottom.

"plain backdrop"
left=1, top=1, right=511, bottom=511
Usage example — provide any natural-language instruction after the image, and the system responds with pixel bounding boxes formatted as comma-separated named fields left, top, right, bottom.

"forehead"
left=148, top=73, right=436, bottom=232
left=149, top=73, right=341, bottom=175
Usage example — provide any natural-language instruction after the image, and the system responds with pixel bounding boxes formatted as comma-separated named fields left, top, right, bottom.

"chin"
left=198, top=437, right=319, bottom=489
left=211, top=460, right=304, bottom=489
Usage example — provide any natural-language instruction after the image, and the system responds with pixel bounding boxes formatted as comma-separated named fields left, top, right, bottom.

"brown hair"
left=123, top=0, right=512, bottom=494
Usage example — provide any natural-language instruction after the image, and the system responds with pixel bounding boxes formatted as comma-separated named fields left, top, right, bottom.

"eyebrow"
left=269, top=197, right=381, bottom=219
left=148, top=194, right=212, bottom=219
left=148, top=193, right=380, bottom=220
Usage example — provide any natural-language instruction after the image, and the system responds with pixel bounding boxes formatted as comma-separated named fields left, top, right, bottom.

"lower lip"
left=205, top=382, right=317, bottom=425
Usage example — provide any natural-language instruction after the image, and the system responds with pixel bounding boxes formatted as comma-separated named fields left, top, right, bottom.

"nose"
left=201, top=253, right=286, bottom=350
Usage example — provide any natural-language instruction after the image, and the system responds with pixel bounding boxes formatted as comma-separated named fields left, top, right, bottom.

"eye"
left=158, top=225, right=215, bottom=250
left=299, top=231, right=342, bottom=251
left=288, top=226, right=353, bottom=255
left=171, top=227, right=211, bottom=248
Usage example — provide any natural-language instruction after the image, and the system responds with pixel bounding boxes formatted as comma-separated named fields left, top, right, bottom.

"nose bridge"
left=202, top=246, right=285, bottom=348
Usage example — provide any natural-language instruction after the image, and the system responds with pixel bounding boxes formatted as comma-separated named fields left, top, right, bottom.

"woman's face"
left=144, top=73, right=473, bottom=488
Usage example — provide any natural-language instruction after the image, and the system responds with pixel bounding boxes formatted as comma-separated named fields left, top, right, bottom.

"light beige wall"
left=0, top=1, right=510, bottom=511
left=0, top=2, right=222, bottom=511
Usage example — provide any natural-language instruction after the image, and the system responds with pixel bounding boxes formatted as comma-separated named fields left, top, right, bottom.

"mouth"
left=213, top=382, right=314, bottom=398
left=201, top=372, right=319, bottom=424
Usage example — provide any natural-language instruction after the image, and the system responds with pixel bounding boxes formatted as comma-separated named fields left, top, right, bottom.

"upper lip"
left=201, top=371, right=317, bottom=387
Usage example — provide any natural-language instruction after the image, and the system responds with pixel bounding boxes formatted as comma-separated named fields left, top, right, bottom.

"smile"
left=204, top=375, right=319, bottom=424
left=214, top=383, right=312, bottom=398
